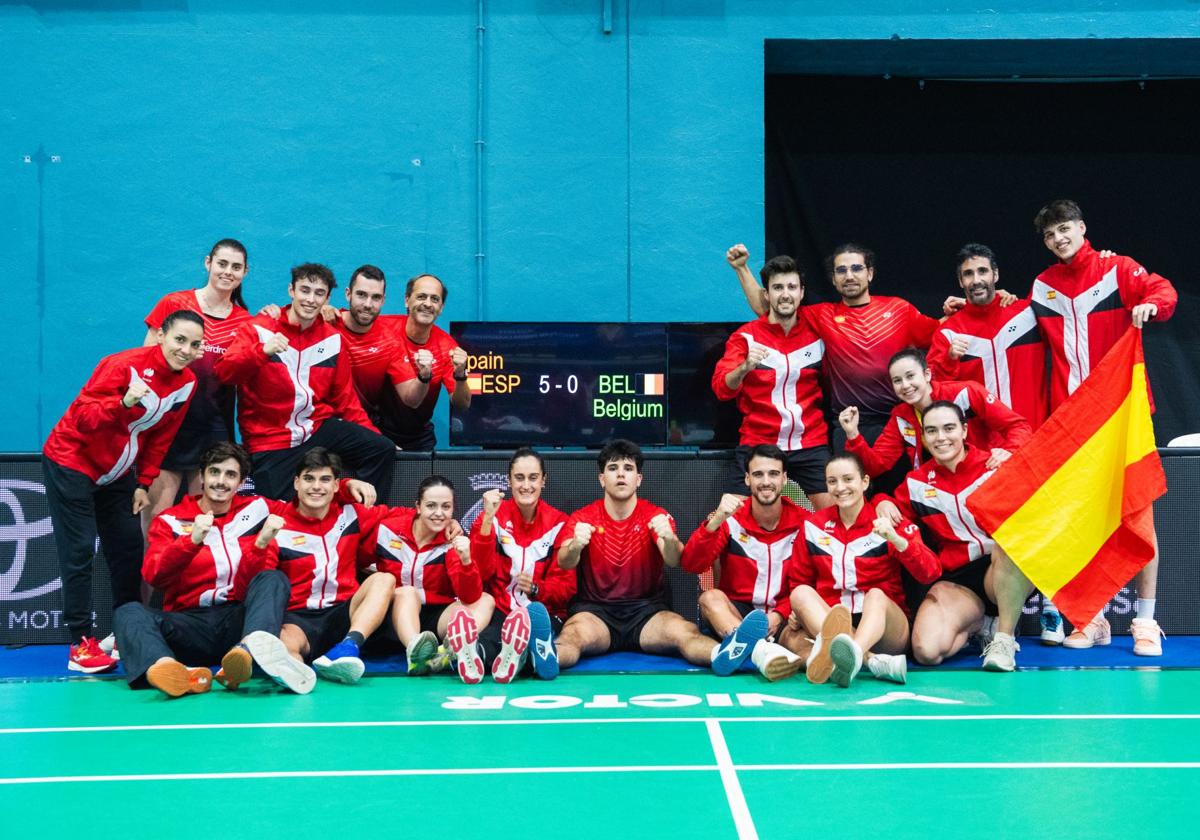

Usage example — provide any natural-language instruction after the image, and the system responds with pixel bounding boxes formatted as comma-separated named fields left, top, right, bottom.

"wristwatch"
left=530, top=582, right=540, bottom=599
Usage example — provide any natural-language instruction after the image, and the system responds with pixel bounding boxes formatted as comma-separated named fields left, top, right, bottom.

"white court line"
left=3, top=712, right=1200, bottom=736
left=2, top=760, right=1198, bottom=786
left=706, top=719, right=758, bottom=840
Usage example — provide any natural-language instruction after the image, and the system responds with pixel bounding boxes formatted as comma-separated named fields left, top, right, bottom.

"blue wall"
left=3, top=1, right=1198, bottom=450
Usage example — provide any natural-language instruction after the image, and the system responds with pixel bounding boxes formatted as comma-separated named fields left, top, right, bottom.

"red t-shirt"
left=564, top=498, right=675, bottom=603
left=384, top=316, right=459, bottom=442
left=333, top=314, right=408, bottom=422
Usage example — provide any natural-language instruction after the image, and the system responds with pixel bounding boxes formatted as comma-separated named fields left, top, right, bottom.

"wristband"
left=530, top=583, right=540, bottom=599
left=453, top=371, right=469, bottom=381
left=417, top=371, right=433, bottom=384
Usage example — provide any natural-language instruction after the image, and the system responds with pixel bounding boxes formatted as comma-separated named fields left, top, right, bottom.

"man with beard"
left=681, top=444, right=809, bottom=680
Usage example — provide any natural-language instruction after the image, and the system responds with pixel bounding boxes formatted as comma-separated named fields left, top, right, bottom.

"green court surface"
left=3, top=670, right=1199, bottom=838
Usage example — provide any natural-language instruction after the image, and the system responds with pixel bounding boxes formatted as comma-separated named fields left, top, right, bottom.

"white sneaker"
left=752, top=640, right=802, bottom=682
left=969, top=615, right=998, bottom=650
left=98, top=633, right=121, bottom=661
left=242, top=631, right=316, bottom=695
left=806, top=605, right=852, bottom=685
left=1063, top=614, right=1111, bottom=649
left=866, top=653, right=907, bottom=684
left=1039, top=610, right=1065, bottom=645
left=1131, top=618, right=1165, bottom=656
left=981, top=632, right=1020, bottom=672
left=828, top=634, right=863, bottom=688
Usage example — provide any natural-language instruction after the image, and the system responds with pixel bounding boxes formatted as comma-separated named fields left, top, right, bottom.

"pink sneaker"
left=1131, top=618, right=1164, bottom=656
left=492, top=607, right=531, bottom=684
left=445, top=610, right=484, bottom=685
left=68, top=637, right=118, bottom=674
left=1063, top=614, right=1111, bottom=649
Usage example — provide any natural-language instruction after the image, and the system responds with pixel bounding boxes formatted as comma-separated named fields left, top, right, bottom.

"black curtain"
left=765, top=75, right=1200, bottom=444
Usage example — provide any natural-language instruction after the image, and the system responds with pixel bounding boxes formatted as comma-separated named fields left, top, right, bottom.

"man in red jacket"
left=215, top=263, right=395, bottom=500
left=42, top=310, right=203, bottom=672
left=113, top=442, right=316, bottom=696
left=1031, top=200, right=1178, bottom=655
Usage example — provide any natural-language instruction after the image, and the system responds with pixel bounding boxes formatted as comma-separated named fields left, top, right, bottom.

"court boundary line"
left=706, top=719, right=758, bottom=840
left=5, top=712, right=1200, bottom=736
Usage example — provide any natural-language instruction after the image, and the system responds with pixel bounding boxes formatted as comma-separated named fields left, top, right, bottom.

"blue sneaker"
left=1040, top=610, right=1065, bottom=646
left=313, top=640, right=365, bottom=684
left=527, top=602, right=559, bottom=680
left=712, top=609, right=769, bottom=676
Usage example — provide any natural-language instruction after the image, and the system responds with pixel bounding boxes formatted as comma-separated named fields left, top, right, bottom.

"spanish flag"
left=966, top=328, right=1165, bottom=629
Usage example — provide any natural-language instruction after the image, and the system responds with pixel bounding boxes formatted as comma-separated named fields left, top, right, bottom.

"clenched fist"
left=648, top=513, right=674, bottom=541
left=838, top=406, right=861, bottom=439
left=948, top=336, right=970, bottom=360
left=742, top=342, right=770, bottom=371
left=450, top=347, right=468, bottom=375
left=191, top=512, right=215, bottom=545
left=726, top=243, right=750, bottom=269
left=453, top=534, right=471, bottom=564
left=255, top=514, right=286, bottom=549
left=573, top=522, right=596, bottom=548
left=413, top=348, right=435, bottom=378
left=712, top=493, right=743, bottom=524
left=122, top=381, right=150, bottom=409
left=262, top=332, right=290, bottom=356
left=481, top=489, right=503, bottom=519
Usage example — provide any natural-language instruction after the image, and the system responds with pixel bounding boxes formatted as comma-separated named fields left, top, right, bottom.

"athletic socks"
left=1042, top=597, right=1060, bottom=615
left=1136, top=598, right=1156, bottom=621
left=345, top=631, right=366, bottom=648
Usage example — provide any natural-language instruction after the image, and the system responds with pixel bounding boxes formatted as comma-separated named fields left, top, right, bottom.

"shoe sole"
left=218, top=647, right=253, bottom=690
left=243, top=631, right=316, bottom=695
left=762, top=654, right=802, bottom=682
left=712, top=609, right=769, bottom=677
left=68, top=659, right=118, bottom=675
left=872, top=658, right=907, bottom=685
left=1063, top=635, right=1111, bottom=649
left=313, top=656, right=366, bottom=684
left=147, top=661, right=212, bottom=698
left=493, top=609, right=532, bottom=684
left=807, top=606, right=852, bottom=685
left=407, top=631, right=439, bottom=675
left=1040, top=635, right=1065, bottom=646
left=527, top=602, right=559, bottom=680
left=446, top=612, right=484, bottom=685
left=982, top=655, right=1015, bottom=672
left=828, top=635, right=862, bottom=688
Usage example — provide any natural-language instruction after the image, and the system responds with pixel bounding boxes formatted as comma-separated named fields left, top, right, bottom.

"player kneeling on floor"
left=555, top=440, right=769, bottom=675
left=368, top=476, right=495, bottom=684
left=785, top=453, right=940, bottom=688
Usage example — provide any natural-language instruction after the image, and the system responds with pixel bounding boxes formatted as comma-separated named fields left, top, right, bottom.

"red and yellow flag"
left=966, top=328, right=1165, bottom=629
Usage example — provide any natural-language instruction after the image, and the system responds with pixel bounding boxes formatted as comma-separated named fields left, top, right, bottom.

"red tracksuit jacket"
left=846, top=380, right=1031, bottom=477
left=362, top=507, right=483, bottom=606
left=470, top=499, right=575, bottom=620
left=1032, top=240, right=1177, bottom=410
left=43, top=345, right=196, bottom=488
left=215, top=309, right=378, bottom=452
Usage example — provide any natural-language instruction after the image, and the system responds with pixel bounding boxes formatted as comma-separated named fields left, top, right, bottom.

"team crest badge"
left=1046, top=290, right=1058, bottom=300
left=818, top=536, right=831, bottom=547
left=291, top=535, right=307, bottom=546
left=500, top=535, right=514, bottom=545
left=181, top=524, right=193, bottom=534
left=924, top=488, right=938, bottom=498
left=834, top=316, right=846, bottom=323
left=736, top=532, right=750, bottom=544
left=389, top=538, right=404, bottom=549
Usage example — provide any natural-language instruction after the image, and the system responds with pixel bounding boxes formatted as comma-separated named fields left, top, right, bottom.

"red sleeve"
left=711, top=331, right=750, bottom=401
left=352, top=504, right=391, bottom=571
left=968, top=382, right=1032, bottom=450
left=144, top=295, right=177, bottom=331
left=215, top=320, right=269, bottom=385
left=134, top=377, right=196, bottom=486
left=231, top=540, right=280, bottom=601
left=884, top=482, right=918, bottom=523
left=331, top=344, right=380, bottom=432
left=1118, top=256, right=1177, bottom=322
left=142, top=516, right=202, bottom=589
left=72, top=357, right=136, bottom=434
left=680, top=518, right=727, bottom=574
left=846, top=413, right=906, bottom=478
left=387, top=352, right=417, bottom=385
left=892, top=518, right=940, bottom=584
left=469, top=522, right=498, bottom=584
left=447, top=544, right=483, bottom=604
left=776, top=533, right=818, bottom=621
left=907, top=303, right=941, bottom=348
left=535, top=552, right=577, bottom=614
left=926, top=328, right=962, bottom=381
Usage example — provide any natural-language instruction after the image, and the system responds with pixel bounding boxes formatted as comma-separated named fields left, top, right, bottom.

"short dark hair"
left=1034, top=199, right=1083, bottom=233
left=295, top=446, right=343, bottom=478
left=826, top=452, right=867, bottom=479
left=759, top=255, right=804, bottom=289
left=160, top=309, right=205, bottom=332
left=417, top=474, right=455, bottom=504
left=955, top=243, right=998, bottom=276
left=509, top=446, right=547, bottom=476
left=923, top=400, right=966, bottom=424
left=290, top=263, right=337, bottom=291
left=350, top=264, right=386, bottom=291
left=597, top=439, right=643, bottom=472
left=208, top=238, right=249, bottom=309
left=405, top=273, right=447, bottom=303
left=825, top=242, right=876, bottom=278
left=199, top=441, right=252, bottom=482
left=889, top=347, right=927, bottom=372
left=745, top=443, right=786, bottom=472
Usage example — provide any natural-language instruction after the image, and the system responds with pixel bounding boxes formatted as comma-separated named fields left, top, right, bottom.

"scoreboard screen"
left=449, top=322, right=670, bottom=447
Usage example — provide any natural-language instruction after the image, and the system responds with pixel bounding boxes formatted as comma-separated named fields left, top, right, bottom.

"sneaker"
left=754, top=640, right=803, bottom=682
left=242, top=631, right=316, bottom=695
left=969, top=615, right=998, bottom=651
left=829, top=634, right=863, bottom=688
left=445, top=610, right=484, bottom=685
left=98, top=633, right=121, bottom=661
left=1131, top=617, right=1165, bottom=657
left=428, top=644, right=453, bottom=673
left=1039, top=610, right=1065, bottom=645
left=68, top=637, right=118, bottom=674
left=146, top=660, right=211, bottom=698
left=406, top=631, right=439, bottom=675
left=216, top=645, right=253, bottom=690
left=982, top=632, right=1020, bottom=672
left=527, top=602, right=559, bottom=680
left=866, top=653, right=907, bottom=684
left=806, top=606, right=852, bottom=685
left=712, top=609, right=769, bottom=676
left=1063, top=614, right=1111, bottom=649
left=313, top=640, right=366, bottom=684
left=492, top=607, right=532, bottom=684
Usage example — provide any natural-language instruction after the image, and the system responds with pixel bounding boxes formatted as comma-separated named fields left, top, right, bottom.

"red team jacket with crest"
left=361, top=507, right=483, bottom=606
left=1032, top=240, right=1177, bottom=410
left=470, top=498, right=575, bottom=620
left=783, top=501, right=939, bottom=616
left=845, top=380, right=1031, bottom=477
left=927, top=297, right=1049, bottom=428
left=681, top=497, right=807, bottom=619
left=43, top=346, right=196, bottom=488
left=215, top=310, right=378, bottom=452
left=144, top=494, right=278, bottom=612
left=888, top=446, right=996, bottom=574
left=712, top=317, right=828, bottom=450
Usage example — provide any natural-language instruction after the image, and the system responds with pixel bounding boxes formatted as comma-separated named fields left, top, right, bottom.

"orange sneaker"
left=147, top=660, right=212, bottom=697
left=68, top=637, right=117, bottom=674
left=216, top=645, right=253, bottom=690
left=1063, top=614, right=1111, bottom=649
left=1131, top=618, right=1164, bottom=657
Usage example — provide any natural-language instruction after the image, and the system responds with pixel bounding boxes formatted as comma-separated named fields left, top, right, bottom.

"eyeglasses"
left=834, top=264, right=866, bottom=275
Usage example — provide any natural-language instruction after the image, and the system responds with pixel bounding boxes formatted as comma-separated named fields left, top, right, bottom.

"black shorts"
left=569, top=598, right=669, bottom=653
left=729, top=444, right=831, bottom=496
left=284, top=601, right=352, bottom=660
left=933, top=556, right=998, bottom=617
left=161, top=427, right=230, bottom=473
left=700, top=598, right=757, bottom=638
